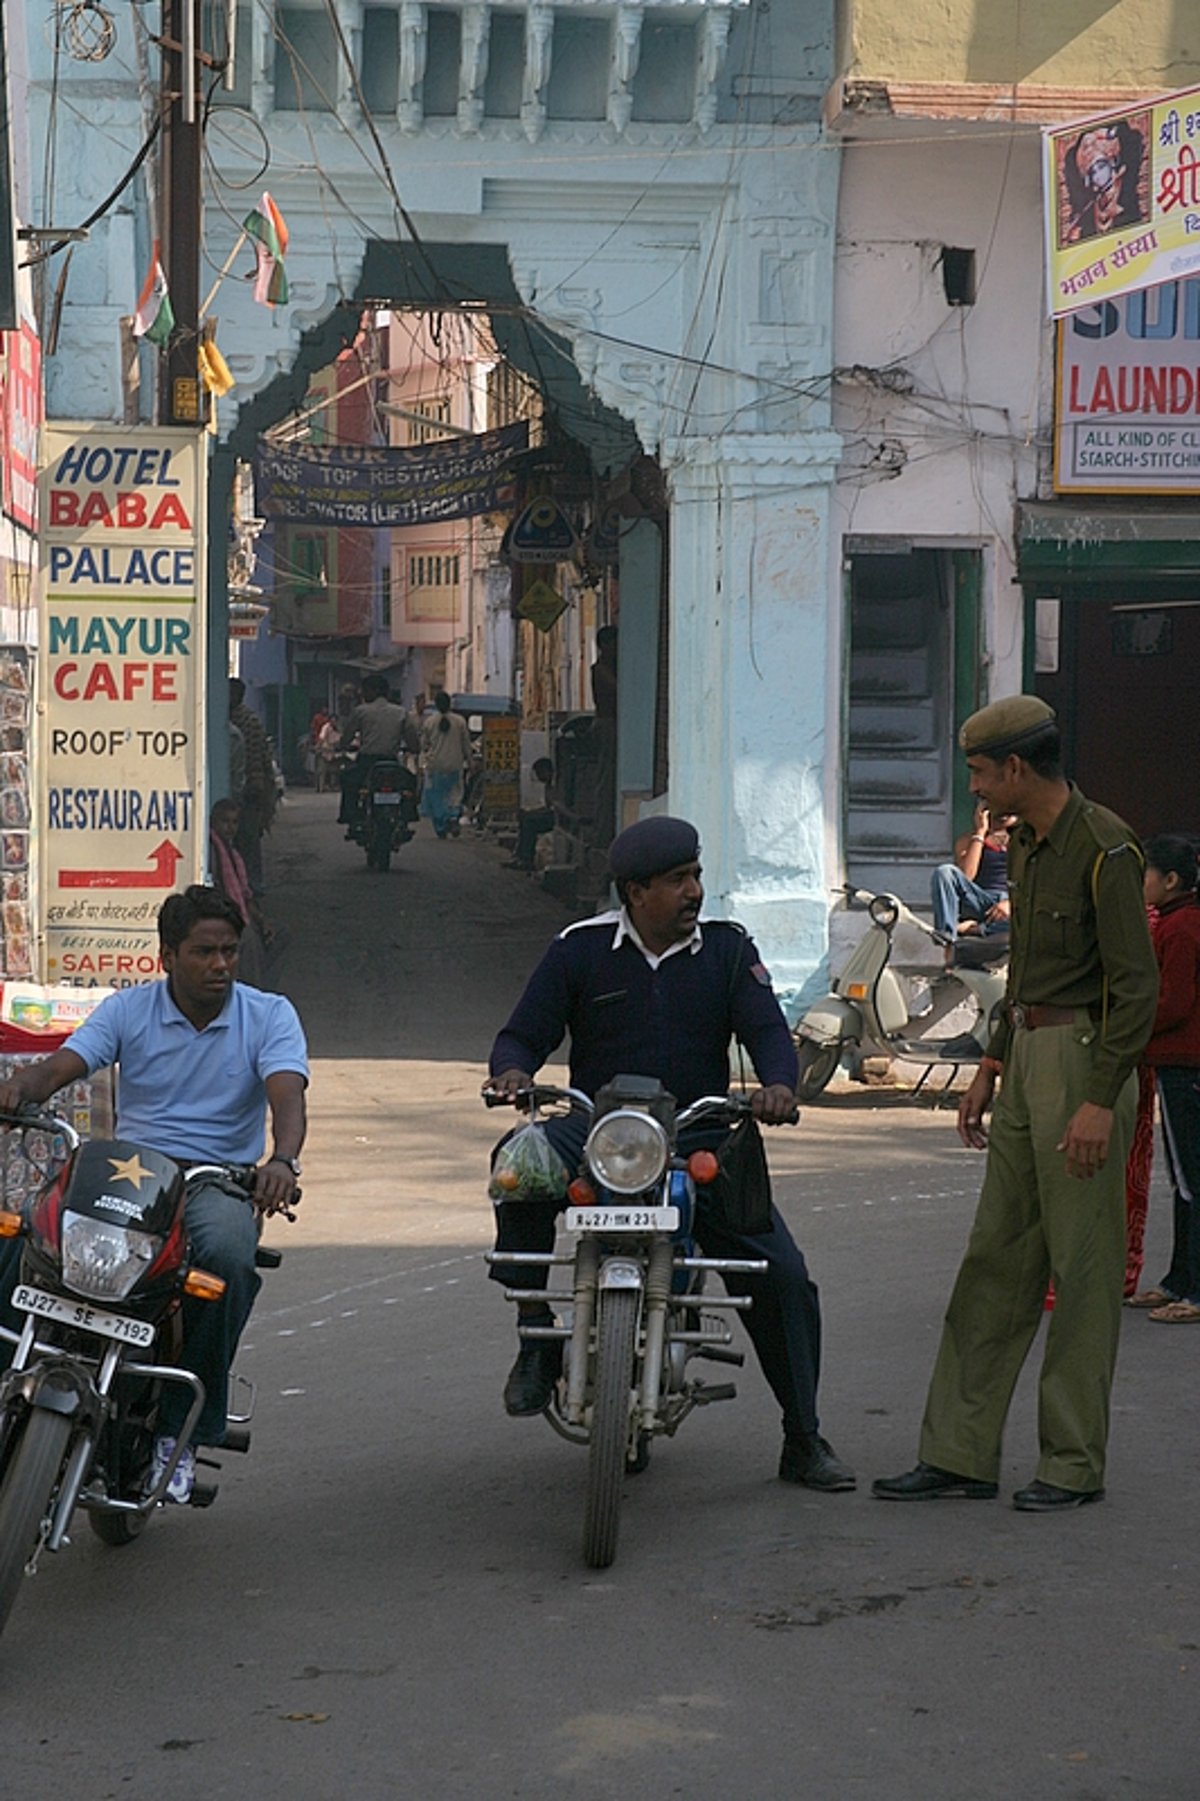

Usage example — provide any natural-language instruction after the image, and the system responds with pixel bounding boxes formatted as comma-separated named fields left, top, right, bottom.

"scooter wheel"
left=794, top=1037, right=841, bottom=1100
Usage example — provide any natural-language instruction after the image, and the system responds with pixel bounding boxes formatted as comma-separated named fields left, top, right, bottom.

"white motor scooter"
left=792, top=886, right=1008, bottom=1100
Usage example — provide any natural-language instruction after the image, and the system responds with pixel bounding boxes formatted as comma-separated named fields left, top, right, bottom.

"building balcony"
left=229, top=0, right=754, bottom=142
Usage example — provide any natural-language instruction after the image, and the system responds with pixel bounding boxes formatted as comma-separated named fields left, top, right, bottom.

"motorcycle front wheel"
left=582, top=1288, right=639, bottom=1569
left=794, top=1037, right=842, bottom=1101
left=88, top=1506, right=147, bottom=1547
left=0, top=1409, right=72, bottom=1634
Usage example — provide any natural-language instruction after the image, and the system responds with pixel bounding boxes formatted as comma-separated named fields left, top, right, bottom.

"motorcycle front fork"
left=563, top=1237, right=674, bottom=1436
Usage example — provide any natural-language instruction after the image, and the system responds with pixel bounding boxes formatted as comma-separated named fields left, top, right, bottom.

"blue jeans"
left=1156, top=1067, right=1200, bottom=1305
left=420, top=768, right=462, bottom=836
left=0, top=1175, right=260, bottom=1447
left=931, top=864, right=1006, bottom=938
left=489, top=1112, right=824, bottom=1439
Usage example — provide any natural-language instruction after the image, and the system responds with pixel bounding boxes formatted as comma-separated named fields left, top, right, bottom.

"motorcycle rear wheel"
left=582, top=1288, right=639, bottom=1569
left=794, top=1037, right=842, bottom=1101
left=0, top=1410, right=72, bottom=1635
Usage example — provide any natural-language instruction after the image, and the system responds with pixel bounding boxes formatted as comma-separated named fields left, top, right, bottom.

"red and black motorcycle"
left=0, top=1107, right=289, bottom=1637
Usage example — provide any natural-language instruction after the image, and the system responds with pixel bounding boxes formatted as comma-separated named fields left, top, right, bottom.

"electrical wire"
left=21, top=109, right=165, bottom=269
left=318, top=0, right=448, bottom=302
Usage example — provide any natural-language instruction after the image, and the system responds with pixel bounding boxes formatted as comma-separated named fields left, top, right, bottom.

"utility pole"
left=159, top=0, right=202, bottom=427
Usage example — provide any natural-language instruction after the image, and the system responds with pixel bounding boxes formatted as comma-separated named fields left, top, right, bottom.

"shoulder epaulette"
left=558, top=910, right=621, bottom=941
left=1080, top=803, right=1139, bottom=854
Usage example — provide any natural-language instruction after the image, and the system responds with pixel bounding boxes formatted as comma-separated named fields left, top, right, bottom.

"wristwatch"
left=270, top=1154, right=302, bottom=1177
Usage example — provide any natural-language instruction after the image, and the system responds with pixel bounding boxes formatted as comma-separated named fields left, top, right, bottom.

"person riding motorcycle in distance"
left=486, top=814, right=855, bottom=1493
left=0, top=885, right=309, bottom=1503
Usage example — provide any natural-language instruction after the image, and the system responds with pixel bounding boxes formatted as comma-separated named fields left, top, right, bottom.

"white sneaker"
left=146, top=1436, right=196, bottom=1504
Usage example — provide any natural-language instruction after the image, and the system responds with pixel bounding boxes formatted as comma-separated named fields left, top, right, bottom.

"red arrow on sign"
left=58, top=840, right=185, bottom=891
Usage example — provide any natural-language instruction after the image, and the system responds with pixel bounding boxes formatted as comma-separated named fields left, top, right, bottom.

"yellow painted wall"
left=843, top=0, right=1200, bottom=90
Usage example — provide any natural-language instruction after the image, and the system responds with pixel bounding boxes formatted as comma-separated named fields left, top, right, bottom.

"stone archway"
left=35, top=3, right=843, bottom=993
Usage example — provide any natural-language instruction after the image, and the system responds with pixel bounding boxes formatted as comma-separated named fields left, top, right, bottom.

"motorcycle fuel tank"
left=57, top=1139, right=186, bottom=1235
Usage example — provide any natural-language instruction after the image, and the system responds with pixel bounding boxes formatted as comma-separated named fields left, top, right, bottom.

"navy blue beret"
left=608, top=816, right=700, bottom=883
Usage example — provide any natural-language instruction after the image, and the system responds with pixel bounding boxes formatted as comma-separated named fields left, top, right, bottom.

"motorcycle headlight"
left=61, top=1211, right=161, bottom=1302
left=585, top=1110, right=669, bottom=1196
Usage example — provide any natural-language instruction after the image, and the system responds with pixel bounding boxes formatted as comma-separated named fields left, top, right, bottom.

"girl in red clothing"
left=1127, top=835, right=1200, bottom=1321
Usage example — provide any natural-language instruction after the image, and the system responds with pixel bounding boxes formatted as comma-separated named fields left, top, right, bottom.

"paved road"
left=4, top=792, right=1193, bottom=1800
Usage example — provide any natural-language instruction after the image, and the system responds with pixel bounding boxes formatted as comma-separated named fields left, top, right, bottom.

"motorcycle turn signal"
left=0, top=1210, right=23, bottom=1237
left=183, top=1268, right=227, bottom=1302
left=686, top=1151, right=720, bottom=1186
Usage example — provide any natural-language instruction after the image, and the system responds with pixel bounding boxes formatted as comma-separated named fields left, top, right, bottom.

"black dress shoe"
left=1012, top=1479, right=1104, bottom=1512
left=871, top=1461, right=999, bottom=1501
left=779, top=1433, right=856, bottom=1491
left=502, top=1337, right=563, bottom=1416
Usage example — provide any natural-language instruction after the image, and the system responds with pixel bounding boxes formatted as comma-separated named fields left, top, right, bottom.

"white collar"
left=612, top=907, right=703, bottom=970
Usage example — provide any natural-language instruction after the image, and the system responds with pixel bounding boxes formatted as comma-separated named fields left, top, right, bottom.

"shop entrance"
left=1034, top=593, right=1200, bottom=837
left=1019, top=503, right=1200, bottom=841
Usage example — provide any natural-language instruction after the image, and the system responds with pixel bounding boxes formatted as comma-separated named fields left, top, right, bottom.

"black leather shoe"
left=871, top=1461, right=998, bottom=1501
left=1012, top=1479, right=1104, bottom=1512
left=502, top=1337, right=562, bottom=1416
left=779, top=1433, right=856, bottom=1491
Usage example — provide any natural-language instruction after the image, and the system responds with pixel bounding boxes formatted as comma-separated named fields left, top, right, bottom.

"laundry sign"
left=1055, top=277, right=1200, bottom=492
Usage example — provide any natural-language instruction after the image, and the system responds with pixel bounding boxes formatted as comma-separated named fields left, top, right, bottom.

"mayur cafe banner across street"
left=37, top=426, right=206, bottom=988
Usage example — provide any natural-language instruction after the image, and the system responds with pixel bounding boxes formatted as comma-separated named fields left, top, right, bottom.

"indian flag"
left=133, top=243, right=174, bottom=347
left=243, top=192, right=289, bottom=308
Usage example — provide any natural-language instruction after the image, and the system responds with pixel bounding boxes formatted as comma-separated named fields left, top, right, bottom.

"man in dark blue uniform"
left=486, top=816, right=854, bottom=1492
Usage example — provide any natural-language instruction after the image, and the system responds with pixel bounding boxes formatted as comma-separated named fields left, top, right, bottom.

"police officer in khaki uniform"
left=874, top=696, right=1158, bottom=1511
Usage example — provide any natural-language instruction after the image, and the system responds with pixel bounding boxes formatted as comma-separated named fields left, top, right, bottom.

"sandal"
left=1125, top=1287, right=1177, bottom=1308
left=1147, top=1300, right=1200, bottom=1323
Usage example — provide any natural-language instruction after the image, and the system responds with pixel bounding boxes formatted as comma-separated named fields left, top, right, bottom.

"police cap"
left=958, top=695, right=1056, bottom=758
left=608, top=816, right=700, bottom=883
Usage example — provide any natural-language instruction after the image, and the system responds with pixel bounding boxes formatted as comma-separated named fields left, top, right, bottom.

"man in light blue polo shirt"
left=0, top=886, right=308, bottom=1502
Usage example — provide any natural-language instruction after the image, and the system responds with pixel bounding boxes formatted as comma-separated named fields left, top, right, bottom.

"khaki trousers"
left=919, top=1013, right=1136, bottom=1492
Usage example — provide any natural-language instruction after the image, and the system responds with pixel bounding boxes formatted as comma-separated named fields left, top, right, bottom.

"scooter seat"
left=951, top=934, right=1009, bottom=970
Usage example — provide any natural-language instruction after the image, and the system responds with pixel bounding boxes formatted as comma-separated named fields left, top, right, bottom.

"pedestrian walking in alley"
left=229, top=677, right=277, bottom=895
left=209, top=799, right=275, bottom=987
left=874, top=696, right=1157, bottom=1513
left=486, top=814, right=855, bottom=1493
left=1125, top=835, right=1200, bottom=1322
left=420, top=691, right=472, bottom=839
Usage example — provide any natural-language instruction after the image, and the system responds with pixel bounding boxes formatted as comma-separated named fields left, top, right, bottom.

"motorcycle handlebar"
left=183, top=1162, right=300, bottom=1221
left=0, top=1106, right=80, bottom=1151
left=482, top=1086, right=798, bottom=1127
left=482, top=1082, right=594, bottom=1115
left=677, top=1093, right=800, bottom=1128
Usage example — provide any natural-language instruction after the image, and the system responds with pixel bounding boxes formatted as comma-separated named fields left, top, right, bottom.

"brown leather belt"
left=1006, top=1002, right=1077, bottom=1030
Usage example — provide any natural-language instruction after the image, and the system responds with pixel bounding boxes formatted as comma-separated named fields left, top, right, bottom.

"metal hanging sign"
left=504, top=495, right=579, bottom=564
left=517, top=577, right=568, bottom=633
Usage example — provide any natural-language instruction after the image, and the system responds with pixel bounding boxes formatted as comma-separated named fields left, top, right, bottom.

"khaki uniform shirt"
left=987, top=783, right=1157, bottom=1108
